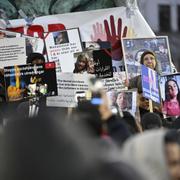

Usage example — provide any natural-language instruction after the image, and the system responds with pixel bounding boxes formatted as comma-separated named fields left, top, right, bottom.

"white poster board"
left=44, top=28, right=83, bottom=73
left=47, top=73, right=93, bottom=107
left=0, top=37, right=26, bottom=68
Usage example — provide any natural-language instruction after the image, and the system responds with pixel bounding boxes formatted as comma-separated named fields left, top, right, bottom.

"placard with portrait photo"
left=107, top=89, right=137, bottom=117
left=159, top=73, right=180, bottom=117
left=73, top=48, right=113, bottom=78
left=122, top=36, right=173, bottom=79
left=44, top=28, right=82, bottom=73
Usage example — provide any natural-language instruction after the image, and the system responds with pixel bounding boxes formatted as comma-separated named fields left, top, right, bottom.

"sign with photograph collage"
left=1, top=6, right=171, bottom=115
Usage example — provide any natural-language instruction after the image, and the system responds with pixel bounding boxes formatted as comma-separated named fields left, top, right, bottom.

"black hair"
left=164, top=129, right=180, bottom=145
left=165, top=79, right=180, bottom=105
left=141, top=112, right=162, bottom=130
left=26, top=53, right=45, bottom=64
left=122, top=111, right=139, bottom=134
left=74, top=100, right=102, bottom=136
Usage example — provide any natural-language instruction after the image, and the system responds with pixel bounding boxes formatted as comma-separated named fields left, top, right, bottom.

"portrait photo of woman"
left=162, top=78, right=180, bottom=117
left=116, top=91, right=132, bottom=111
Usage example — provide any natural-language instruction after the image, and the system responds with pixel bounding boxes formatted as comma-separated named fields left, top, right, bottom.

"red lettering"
left=27, top=25, right=44, bottom=38
left=7, top=26, right=24, bottom=34
left=48, top=24, right=65, bottom=32
left=6, top=23, right=66, bottom=38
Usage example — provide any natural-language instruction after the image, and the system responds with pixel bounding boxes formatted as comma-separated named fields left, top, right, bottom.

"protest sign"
left=141, top=65, right=160, bottom=104
left=93, top=48, right=113, bottom=78
left=73, top=48, right=113, bottom=78
left=102, top=72, right=127, bottom=91
left=0, top=7, right=155, bottom=72
left=46, top=73, right=92, bottom=107
left=44, top=28, right=82, bottom=73
left=0, top=37, right=26, bottom=68
left=4, top=62, right=57, bottom=102
left=122, top=36, right=172, bottom=79
left=107, top=89, right=137, bottom=117
left=159, top=73, right=180, bottom=117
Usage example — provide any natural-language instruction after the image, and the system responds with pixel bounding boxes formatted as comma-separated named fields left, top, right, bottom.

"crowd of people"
left=0, top=86, right=179, bottom=180
left=0, top=50, right=179, bottom=180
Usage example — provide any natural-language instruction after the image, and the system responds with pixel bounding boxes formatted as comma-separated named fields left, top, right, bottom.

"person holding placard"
left=126, top=50, right=161, bottom=116
left=163, top=79, right=180, bottom=117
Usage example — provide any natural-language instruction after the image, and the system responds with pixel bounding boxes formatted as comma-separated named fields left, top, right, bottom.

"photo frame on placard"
left=107, top=89, right=137, bottom=117
left=159, top=73, right=180, bottom=117
left=44, top=28, right=83, bottom=73
left=73, top=48, right=113, bottom=78
left=73, top=51, right=95, bottom=74
left=122, top=36, right=173, bottom=79
left=53, top=31, right=69, bottom=45
left=22, top=35, right=45, bottom=57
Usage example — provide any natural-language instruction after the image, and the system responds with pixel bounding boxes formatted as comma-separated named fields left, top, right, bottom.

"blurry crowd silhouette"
left=0, top=52, right=179, bottom=180
left=0, top=86, right=179, bottom=180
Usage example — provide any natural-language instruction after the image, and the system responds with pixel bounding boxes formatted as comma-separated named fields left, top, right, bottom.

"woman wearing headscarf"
left=121, top=129, right=180, bottom=180
left=126, top=50, right=161, bottom=117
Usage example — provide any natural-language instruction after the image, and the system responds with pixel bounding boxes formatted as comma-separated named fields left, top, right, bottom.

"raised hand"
left=104, top=15, right=127, bottom=60
left=90, top=22, right=107, bottom=41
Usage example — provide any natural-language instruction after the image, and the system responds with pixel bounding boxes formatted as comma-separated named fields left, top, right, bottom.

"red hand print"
left=104, top=15, right=128, bottom=60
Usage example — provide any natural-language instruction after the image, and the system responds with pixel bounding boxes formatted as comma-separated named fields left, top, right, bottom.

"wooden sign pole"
left=149, top=99, right=153, bottom=112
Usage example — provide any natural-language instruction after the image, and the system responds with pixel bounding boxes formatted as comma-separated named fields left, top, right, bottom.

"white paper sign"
left=47, top=73, right=93, bottom=107
left=0, top=37, right=26, bottom=68
left=44, top=28, right=82, bottom=72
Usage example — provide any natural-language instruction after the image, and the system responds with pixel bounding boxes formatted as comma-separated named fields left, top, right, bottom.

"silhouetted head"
left=141, top=112, right=162, bottom=130
left=26, top=53, right=45, bottom=65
